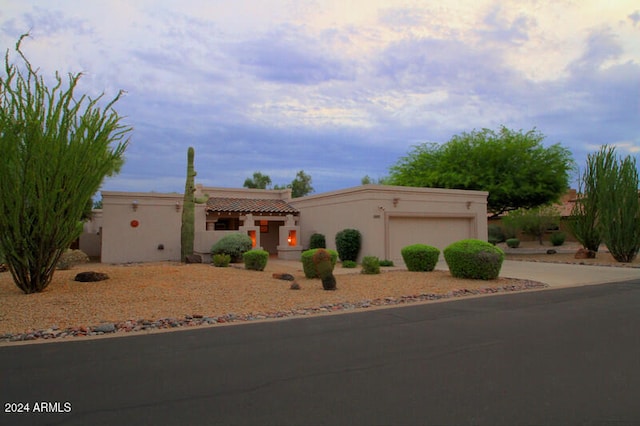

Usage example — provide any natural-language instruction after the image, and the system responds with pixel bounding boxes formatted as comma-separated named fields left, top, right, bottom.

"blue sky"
left=2, top=1, right=639, bottom=195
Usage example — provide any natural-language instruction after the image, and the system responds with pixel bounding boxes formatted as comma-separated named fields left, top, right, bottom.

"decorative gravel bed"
left=0, top=262, right=547, bottom=344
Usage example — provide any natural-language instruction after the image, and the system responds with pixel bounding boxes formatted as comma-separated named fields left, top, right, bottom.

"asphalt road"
left=1, top=280, right=640, bottom=426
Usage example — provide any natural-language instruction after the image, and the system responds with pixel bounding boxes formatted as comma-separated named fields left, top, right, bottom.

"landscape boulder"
left=185, top=254, right=202, bottom=264
left=272, top=273, right=295, bottom=281
left=74, top=271, right=110, bottom=282
left=574, top=248, right=596, bottom=259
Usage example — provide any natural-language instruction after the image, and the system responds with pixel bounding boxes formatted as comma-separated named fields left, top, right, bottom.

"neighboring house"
left=81, top=184, right=489, bottom=265
left=487, top=189, right=580, bottom=242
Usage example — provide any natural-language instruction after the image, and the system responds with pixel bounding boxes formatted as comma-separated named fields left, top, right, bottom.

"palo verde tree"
left=388, top=126, right=574, bottom=217
left=0, top=34, right=131, bottom=294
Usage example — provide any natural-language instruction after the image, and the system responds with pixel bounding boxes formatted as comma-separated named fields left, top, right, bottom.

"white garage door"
left=388, top=216, right=473, bottom=265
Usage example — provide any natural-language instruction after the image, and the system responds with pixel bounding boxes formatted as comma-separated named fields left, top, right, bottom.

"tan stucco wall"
left=101, top=191, right=184, bottom=263
left=289, top=185, right=488, bottom=263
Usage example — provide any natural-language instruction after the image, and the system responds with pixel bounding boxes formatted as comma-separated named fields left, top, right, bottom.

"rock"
left=185, top=254, right=202, bottom=264
left=290, top=281, right=301, bottom=290
left=575, top=248, right=596, bottom=259
left=0, top=264, right=7, bottom=273
left=93, top=323, right=116, bottom=333
left=74, top=271, right=110, bottom=282
left=546, top=249, right=557, bottom=255
left=273, top=273, right=295, bottom=281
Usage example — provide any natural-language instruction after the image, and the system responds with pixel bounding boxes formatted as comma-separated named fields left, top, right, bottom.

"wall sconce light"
left=393, top=198, right=399, bottom=207
left=466, top=201, right=472, bottom=210
left=175, top=201, right=181, bottom=212
left=132, top=200, right=139, bottom=211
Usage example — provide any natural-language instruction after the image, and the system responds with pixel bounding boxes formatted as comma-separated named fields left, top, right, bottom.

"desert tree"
left=243, top=171, right=272, bottom=189
left=388, top=126, right=574, bottom=216
left=0, top=34, right=131, bottom=293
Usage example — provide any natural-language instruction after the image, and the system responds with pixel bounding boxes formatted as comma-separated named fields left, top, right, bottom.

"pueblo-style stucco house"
left=81, top=184, right=489, bottom=266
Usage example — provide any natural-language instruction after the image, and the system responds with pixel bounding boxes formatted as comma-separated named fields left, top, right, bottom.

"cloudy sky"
left=2, top=1, right=639, bottom=195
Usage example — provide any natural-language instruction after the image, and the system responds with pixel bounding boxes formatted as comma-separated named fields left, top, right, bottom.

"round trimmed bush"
left=400, top=244, right=440, bottom=272
left=379, top=259, right=394, bottom=267
left=361, top=256, right=380, bottom=274
left=243, top=249, right=269, bottom=271
left=342, top=260, right=357, bottom=268
left=211, top=233, right=252, bottom=263
left=335, top=228, right=362, bottom=262
left=301, top=248, right=338, bottom=278
left=443, top=239, right=505, bottom=280
left=506, top=238, right=520, bottom=248
left=309, top=233, right=326, bottom=249
left=550, top=232, right=566, bottom=246
left=212, top=253, right=231, bottom=267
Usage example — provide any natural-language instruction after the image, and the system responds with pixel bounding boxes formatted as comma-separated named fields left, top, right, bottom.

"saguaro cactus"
left=181, top=147, right=198, bottom=262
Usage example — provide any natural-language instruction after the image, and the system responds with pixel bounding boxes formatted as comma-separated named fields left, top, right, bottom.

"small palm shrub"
left=301, top=248, right=338, bottom=278
left=342, top=260, right=357, bottom=268
left=361, top=256, right=380, bottom=274
left=401, top=244, right=440, bottom=272
left=309, top=233, right=326, bottom=249
left=379, top=259, right=394, bottom=267
left=444, top=239, right=505, bottom=280
left=57, top=249, right=90, bottom=270
left=550, top=232, right=566, bottom=246
left=506, top=238, right=520, bottom=248
left=211, top=233, right=252, bottom=263
left=312, top=248, right=337, bottom=290
left=243, top=250, right=269, bottom=271
left=212, top=253, right=231, bottom=267
left=335, top=228, right=362, bottom=262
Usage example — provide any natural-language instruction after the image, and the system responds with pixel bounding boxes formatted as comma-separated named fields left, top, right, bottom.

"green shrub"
left=506, top=238, right=520, bottom=248
left=335, top=228, right=362, bottom=262
left=57, top=249, right=90, bottom=270
left=400, top=244, right=440, bottom=272
left=488, top=224, right=506, bottom=244
left=211, top=233, right=252, bottom=263
left=379, top=259, right=394, bottom=267
left=301, top=248, right=338, bottom=278
left=212, top=253, right=231, bottom=267
left=342, top=260, right=357, bottom=268
left=361, top=256, right=380, bottom=274
left=309, top=233, right=326, bottom=249
left=550, top=232, right=566, bottom=246
left=312, top=248, right=337, bottom=290
left=443, top=239, right=505, bottom=280
left=243, top=249, right=269, bottom=271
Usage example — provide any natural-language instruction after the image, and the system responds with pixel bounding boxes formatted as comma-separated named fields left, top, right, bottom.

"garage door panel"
left=389, top=217, right=472, bottom=265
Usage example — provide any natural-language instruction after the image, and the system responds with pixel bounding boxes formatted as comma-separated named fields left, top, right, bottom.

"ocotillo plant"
left=180, top=147, right=208, bottom=262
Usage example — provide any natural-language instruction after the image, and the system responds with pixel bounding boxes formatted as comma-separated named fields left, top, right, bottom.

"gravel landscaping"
left=0, top=260, right=547, bottom=343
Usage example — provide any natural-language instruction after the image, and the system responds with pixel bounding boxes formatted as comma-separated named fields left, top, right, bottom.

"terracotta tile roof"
left=206, top=197, right=298, bottom=214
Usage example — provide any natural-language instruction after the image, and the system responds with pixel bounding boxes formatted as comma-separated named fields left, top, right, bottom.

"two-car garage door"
left=388, top=216, right=474, bottom=265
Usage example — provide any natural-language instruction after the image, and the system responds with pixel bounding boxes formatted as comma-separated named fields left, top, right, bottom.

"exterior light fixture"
left=132, top=200, right=139, bottom=211
left=175, top=201, right=181, bottom=212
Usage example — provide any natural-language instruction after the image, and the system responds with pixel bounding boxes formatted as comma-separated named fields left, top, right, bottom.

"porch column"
left=277, top=214, right=302, bottom=260
left=239, top=214, right=261, bottom=249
